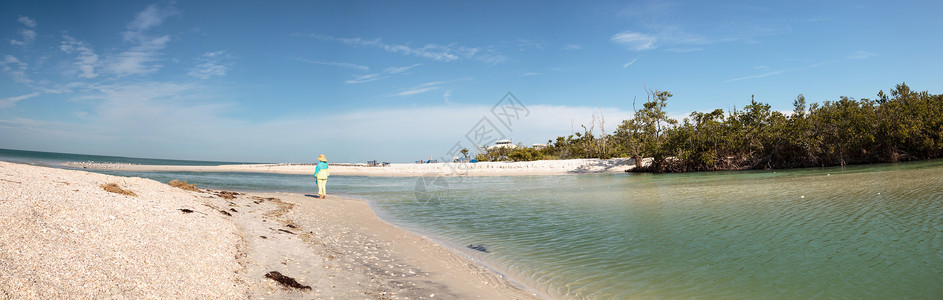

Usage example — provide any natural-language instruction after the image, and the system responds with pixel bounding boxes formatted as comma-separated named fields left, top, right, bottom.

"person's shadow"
left=304, top=194, right=320, bottom=198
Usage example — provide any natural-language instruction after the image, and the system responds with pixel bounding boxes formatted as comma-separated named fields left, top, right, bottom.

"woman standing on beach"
left=314, top=154, right=330, bottom=198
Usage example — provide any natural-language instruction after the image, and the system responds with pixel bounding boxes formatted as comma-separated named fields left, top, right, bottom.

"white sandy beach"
left=65, top=158, right=650, bottom=176
left=0, top=161, right=539, bottom=299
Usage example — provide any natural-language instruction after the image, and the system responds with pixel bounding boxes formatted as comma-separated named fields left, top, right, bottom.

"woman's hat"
left=318, top=154, right=327, bottom=162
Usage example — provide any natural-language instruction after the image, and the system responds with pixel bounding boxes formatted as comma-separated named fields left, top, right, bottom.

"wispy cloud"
left=188, top=51, right=233, bottom=79
left=0, top=55, right=31, bottom=83
left=848, top=51, right=877, bottom=60
left=728, top=60, right=832, bottom=82
left=384, top=63, right=421, bottom=74
left=395, top=86, right=439, bottom=97
left=10, top=16, right=37, bottom=46
left=108, top=4, right=178, bottom=76
left=346, top=63, right=421, bottom=84
left=443, top=89, right=453, bottom=103
left=126, top=4, right=178, bottom=33
left=520, top=72, right=542, bottom=76
left=390, top=79, right=466, bottom=97
left=17, top=16, right=37, bottom=27
left=610, top=31, right=657, bottom=51
left=727, top=52, right=873, bottom=82
left=289, top=57, right=369, bottom=71
left=0, top=92, right=40, bottom=108
left=59, top=36, right=99, bottom=78
left=517, top=39, right=544, bottom=51
left=562, top=44, right=582, bottom=50
left=622, top=57, right=640, bottom=68
left=613, top=1, right=790, bottom=54
left=346, top=73, right=383, bottom=84
left=308, top=33, right=508, bottom=64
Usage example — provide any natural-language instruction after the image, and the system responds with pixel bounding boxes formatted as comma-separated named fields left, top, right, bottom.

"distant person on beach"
left=314, top=154, right=330, bottom=198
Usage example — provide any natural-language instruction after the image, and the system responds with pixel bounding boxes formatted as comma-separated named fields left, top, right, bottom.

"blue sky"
left=1, top=1, right=941, bottom=163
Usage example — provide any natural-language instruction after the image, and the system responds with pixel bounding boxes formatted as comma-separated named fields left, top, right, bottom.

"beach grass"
left=100, top=183, right=137, bottom=196
left=168, top=180, right=199, bottom=191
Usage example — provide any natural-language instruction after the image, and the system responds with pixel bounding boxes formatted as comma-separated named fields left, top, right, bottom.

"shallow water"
left=3, top=148, right=942, bottom=299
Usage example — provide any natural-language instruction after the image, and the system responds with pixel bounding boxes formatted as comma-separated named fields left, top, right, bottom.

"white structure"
left=486, top=139, right=517, bottom=150
left=532, top=143, right=548, bottom=150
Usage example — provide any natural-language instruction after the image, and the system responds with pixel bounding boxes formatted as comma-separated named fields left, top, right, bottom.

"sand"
left=65, top=157, right=651, bottom=176
left=0, top=161, right=539, bottom=299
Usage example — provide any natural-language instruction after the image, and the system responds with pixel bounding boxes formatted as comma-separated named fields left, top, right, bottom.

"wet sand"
left=0, top=161, right=539, bottom=299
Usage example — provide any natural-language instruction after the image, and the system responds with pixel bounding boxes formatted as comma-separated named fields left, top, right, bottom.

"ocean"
left=3, top=148, right=942, bottom=299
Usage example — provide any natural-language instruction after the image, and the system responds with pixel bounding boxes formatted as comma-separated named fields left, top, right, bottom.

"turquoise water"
left=3, top=148, right=942, bottom=299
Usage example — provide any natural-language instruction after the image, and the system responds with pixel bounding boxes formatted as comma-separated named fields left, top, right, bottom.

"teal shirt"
left=314, top=161, right=329, bottom=178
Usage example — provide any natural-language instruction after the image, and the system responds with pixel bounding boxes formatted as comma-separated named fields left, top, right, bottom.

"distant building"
left=486, top=139, right=517, bottom=150
left=532, top=143, right=548, bottom=150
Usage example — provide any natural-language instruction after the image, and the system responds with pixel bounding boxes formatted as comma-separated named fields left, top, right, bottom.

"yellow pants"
left=317, top=179, right=327, bottom=196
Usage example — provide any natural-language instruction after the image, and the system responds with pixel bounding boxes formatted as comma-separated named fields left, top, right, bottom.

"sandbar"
left=64, top=158, right=649, bottom=176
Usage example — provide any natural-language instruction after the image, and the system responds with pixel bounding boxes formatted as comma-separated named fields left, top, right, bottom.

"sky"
left=1, top=0, right=942, bottom=163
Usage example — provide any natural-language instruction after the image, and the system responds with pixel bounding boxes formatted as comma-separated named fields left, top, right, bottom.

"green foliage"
left=477, top=83, right=943, bottom=172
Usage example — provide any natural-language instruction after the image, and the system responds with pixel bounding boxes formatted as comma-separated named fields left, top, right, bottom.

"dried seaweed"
left=264, top=271, right=311, bottom=290
left=215, top=191, right=241, bottom=200
left=179, top=208, right=194, bottom=213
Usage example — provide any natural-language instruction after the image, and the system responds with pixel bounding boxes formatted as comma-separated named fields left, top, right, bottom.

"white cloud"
left=127, top=4, right=178, bottom=32
left=17, top=16, right=37, bottom=28
left=0, top=92, right=40, bottom=108
left=10, top=16, right=37, bottom=45
left=59, top=36, right=99, bottom=78
left=443, top=89, right=453, bottom=103
left=393, top=86, right=439, bottom=97
left=346, top=63, right=422, bottom=84
left=311, top=33, right=508, bottom=64
left=520, top=72, right=542, bottom=76
left=728, top=51, right=868, bottom=82
left=385, top=63, right=421, bottom=74
left=107, top=4, right=177, bottom=76
left=610, top=31, right=657, bottom=51
left=188, top=51, right=232, bottom=79
left=622, top=57, right=640, bottom=68
left=0, top=55, right=31, bottom=83
left=848, top=51, right=877, bottom=60
left=108, top=34, right=171, bottom=76
left=289, top=57, right=370, bottom=71
left=346, top=73, right=384, bottom=84
left=562, top=44, right=582, bottom=50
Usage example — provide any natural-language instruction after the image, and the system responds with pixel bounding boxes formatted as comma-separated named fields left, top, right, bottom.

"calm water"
left=3, top=148, right=942, bottom=299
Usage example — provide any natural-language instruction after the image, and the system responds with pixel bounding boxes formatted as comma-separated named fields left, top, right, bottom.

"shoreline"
left=63, top=157, right=648, bottom=177
left=0, top=161, right=540, bottom=299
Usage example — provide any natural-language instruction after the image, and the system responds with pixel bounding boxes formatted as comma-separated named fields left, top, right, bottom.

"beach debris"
left=278, top=229, right=295, bottom=235
left=219, top=210, right=232, bottom=216
left=215, top=190, right=241, bottom=200
left=264, top=271, right=311, bottom=290
left=260, top=236, right=267, bottom=239
left=168, top=180, right=199, bottom=191
left=286, top=224, right=297, bottom=229
left=178, top=208, right=194, bottom=214
left=229, top=208, right=238, bottom=213
left=467, top=244, right=489, bottom=253
left=100, top=183, right=137, bottom=196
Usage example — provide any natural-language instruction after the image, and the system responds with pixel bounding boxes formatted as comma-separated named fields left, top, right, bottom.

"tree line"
left=475, top=83, right=943, bottom=172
